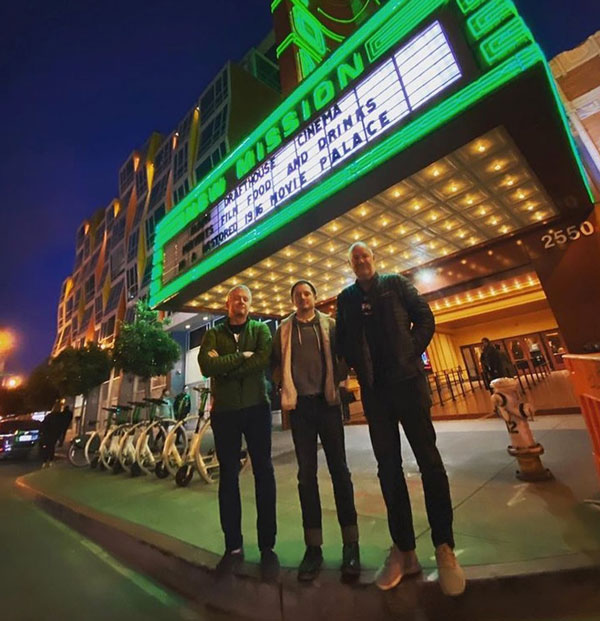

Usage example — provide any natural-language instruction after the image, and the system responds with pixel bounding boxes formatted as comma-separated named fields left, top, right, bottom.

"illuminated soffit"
left=187, top=127, right=558, bottom=316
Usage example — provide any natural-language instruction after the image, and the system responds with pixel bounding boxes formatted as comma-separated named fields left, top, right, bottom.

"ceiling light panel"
left=190, top=128, right=558, bottom=313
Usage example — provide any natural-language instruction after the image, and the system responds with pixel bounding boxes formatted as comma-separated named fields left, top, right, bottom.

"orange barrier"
left=564, top=354, right=600, bottom=481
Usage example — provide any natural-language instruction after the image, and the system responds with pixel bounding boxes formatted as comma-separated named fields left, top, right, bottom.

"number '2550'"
left=541, top=221, right=595, bottom=249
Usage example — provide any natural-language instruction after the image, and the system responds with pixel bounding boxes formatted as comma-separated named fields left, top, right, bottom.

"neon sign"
left=167, top=20, right=461, bottom=280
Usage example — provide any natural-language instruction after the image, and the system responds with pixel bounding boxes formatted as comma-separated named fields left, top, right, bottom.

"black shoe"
left=216, top=549, right=244, bottom=576
left=298, top=546, right=323, bottom=582
left=260, top=549, right=280, bottom=583
left=341, top=542, right=361, bottom=580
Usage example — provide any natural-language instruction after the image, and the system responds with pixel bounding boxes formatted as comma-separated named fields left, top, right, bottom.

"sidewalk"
left=18, top=415, right=600, bottom=620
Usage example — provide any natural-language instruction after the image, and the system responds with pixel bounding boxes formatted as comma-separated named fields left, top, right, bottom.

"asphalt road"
left=0, top=458, right=226, bottom=621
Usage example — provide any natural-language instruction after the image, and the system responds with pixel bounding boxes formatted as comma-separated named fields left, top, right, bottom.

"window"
left=83, top=236, right=91, bottom=260
left=80, top=306, right=93, bottom=334
left=190, top=325, right=210, bottom=349
left=195, top=141, right=227, bottom=181
left=84, top=276, right=95, bottom=303
left=65, top=296, right=74, bottom=322
left=145, top=204, right=166, bottom=249
left=126, top=265, right=138, bottom=300
left=177, top=109, right=194, bottom=138
left=105, top=280, right=124, bottom=314
left=110, top=242, right=125, bottom=280
left=127, top=229, right=139, bottom=262
left=149, top=173, right=169, bottom=210
left=124, top=305, right=136, bottom=324
left=135, top=167, right=148, bottom=197
left=141, top=260, right=152, bottom=291
left=200, top=68, right=228, bottom=120
left=154, top=140, right=172, bottom=177
left=100, top=316, right=116, bottom=340
left=173, top=179, right=190, bottom=205
left=173, top=144, right=188, bottom=183
left=112, top=214, right=126, bottom=242
left=119, top=158, right=135, bottom=194
left=198, top=105, right=228, bottom=155
left=95, top=295, right=103, bottom=323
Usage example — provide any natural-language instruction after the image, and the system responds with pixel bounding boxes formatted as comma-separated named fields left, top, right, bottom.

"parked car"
left=0, top=415, right=43, bottom=460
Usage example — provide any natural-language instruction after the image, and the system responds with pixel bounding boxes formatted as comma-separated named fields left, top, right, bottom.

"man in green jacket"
left=198, top=285, right=277, bottom=575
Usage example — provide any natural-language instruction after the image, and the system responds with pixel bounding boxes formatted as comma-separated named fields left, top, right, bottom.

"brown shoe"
left=435, top=544, right=466, bottom=596
left=375, top=545, right=421, bottom=591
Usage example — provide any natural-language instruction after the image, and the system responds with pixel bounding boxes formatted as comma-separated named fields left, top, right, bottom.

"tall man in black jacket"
left=336, top=242, right=465, bottom=596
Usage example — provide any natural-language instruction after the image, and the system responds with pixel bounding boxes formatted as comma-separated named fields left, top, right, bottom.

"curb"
left=15, top=475, right=600, bottom=621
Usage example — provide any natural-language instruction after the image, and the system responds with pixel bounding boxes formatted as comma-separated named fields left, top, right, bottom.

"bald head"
left=348, top=241, right=376, bottom=282
left=348, top=241, right=374, bottom=261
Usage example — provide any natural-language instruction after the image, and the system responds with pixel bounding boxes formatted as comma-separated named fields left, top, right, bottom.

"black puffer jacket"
left=336, top=273, right=435, bottom=388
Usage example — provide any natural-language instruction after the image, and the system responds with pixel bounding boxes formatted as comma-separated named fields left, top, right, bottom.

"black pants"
left=361, top=375, right=454, bottom=551
left=39, top=437, right=57, bottom=462
left=211, top=403, right=276, bottom=552
left=290, top=395, right=358, bottom=546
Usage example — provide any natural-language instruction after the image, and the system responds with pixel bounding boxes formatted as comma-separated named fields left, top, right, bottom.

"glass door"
left=542, top=330, right=567, bottom=370
left=461, top=345, right=480, bottom=381
left=505, top=337, right=531, bottom=374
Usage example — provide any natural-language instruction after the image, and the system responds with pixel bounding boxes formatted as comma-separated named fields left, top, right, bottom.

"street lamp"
left=0, top=329, right=17, bottom=377
left=4, top=375, right=23, bottom=389
left=0, top=329, right=16, bottom=356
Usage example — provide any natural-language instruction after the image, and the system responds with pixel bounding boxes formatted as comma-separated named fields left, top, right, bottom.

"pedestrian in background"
left=480, top=337, right=502, bottom=387
left=40, top=406, right=62, bottom=468
left=57, top=404, right=73, bottom=447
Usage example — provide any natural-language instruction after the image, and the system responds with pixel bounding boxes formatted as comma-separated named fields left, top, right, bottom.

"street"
left=0, top=458, right=225, bottom=621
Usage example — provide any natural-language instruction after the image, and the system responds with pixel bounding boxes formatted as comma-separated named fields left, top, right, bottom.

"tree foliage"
left=24, top=359, right=60, bottom=412
left=0, top=387, right=28, bottom=416
left=112, top=301, right=180, bottom=380
left=49, top=343, right=112, bottom=398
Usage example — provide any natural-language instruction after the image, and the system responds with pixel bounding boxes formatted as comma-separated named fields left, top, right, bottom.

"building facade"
left=51, top=34, right=280, bottom=425
left=54, top=2, right=600, bottom=427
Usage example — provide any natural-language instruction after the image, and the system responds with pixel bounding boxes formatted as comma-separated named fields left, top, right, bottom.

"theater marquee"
left=150, top=0, right=588, bottom=309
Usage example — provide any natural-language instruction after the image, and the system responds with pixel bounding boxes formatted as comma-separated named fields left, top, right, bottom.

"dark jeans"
left=211, top=403, right=276, bottom=552
left=361, top=375, right=454, bottom=551
left=290, top=395, right=358, bottom=546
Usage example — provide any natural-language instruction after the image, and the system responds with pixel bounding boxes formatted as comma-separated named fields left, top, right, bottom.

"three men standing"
left=272, top=280, right=360, bottom=581
left=199, top=243, right=464, bottom=596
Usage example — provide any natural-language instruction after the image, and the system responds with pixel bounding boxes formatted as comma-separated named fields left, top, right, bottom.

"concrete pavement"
left=16, top=415, right=600, bottom=620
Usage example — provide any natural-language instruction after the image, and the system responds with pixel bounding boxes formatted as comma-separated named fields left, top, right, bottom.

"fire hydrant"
left=490, top=377, right=552, bottom=481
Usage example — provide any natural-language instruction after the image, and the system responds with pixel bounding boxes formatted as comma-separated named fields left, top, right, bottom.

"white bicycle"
left=171, top=387, right=249, bottom=486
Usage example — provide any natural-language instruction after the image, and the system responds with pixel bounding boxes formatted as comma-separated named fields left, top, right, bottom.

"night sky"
left=1, top=0, right=598, bottom=375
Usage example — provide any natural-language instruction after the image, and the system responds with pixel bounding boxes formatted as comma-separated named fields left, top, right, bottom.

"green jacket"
left=198, top=319, right=272, bottom=413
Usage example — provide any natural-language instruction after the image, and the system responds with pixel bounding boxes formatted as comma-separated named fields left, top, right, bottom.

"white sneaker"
left=435, top=544, right=466, bottom=596
left=375, top=545, right=422, bottom=591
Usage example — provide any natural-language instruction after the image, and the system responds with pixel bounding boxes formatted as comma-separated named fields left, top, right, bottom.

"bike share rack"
left=67, top=386, right=249, bottom=488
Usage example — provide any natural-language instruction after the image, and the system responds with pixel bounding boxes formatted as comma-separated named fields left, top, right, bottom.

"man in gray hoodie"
left=272, top=280, right=359, bottom=582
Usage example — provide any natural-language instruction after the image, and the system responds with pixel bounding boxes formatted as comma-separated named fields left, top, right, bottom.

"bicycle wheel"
left=117, top=423, right=145, bottom=475
left=161, top=418, right=193, bottom=477
left=136, top=419, right=175, bottom=476
left=67, top=436, right=89, bottom=468
left=84, top=431, right=102, bottom=466
left=194, top=419, right=220, bottom=484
